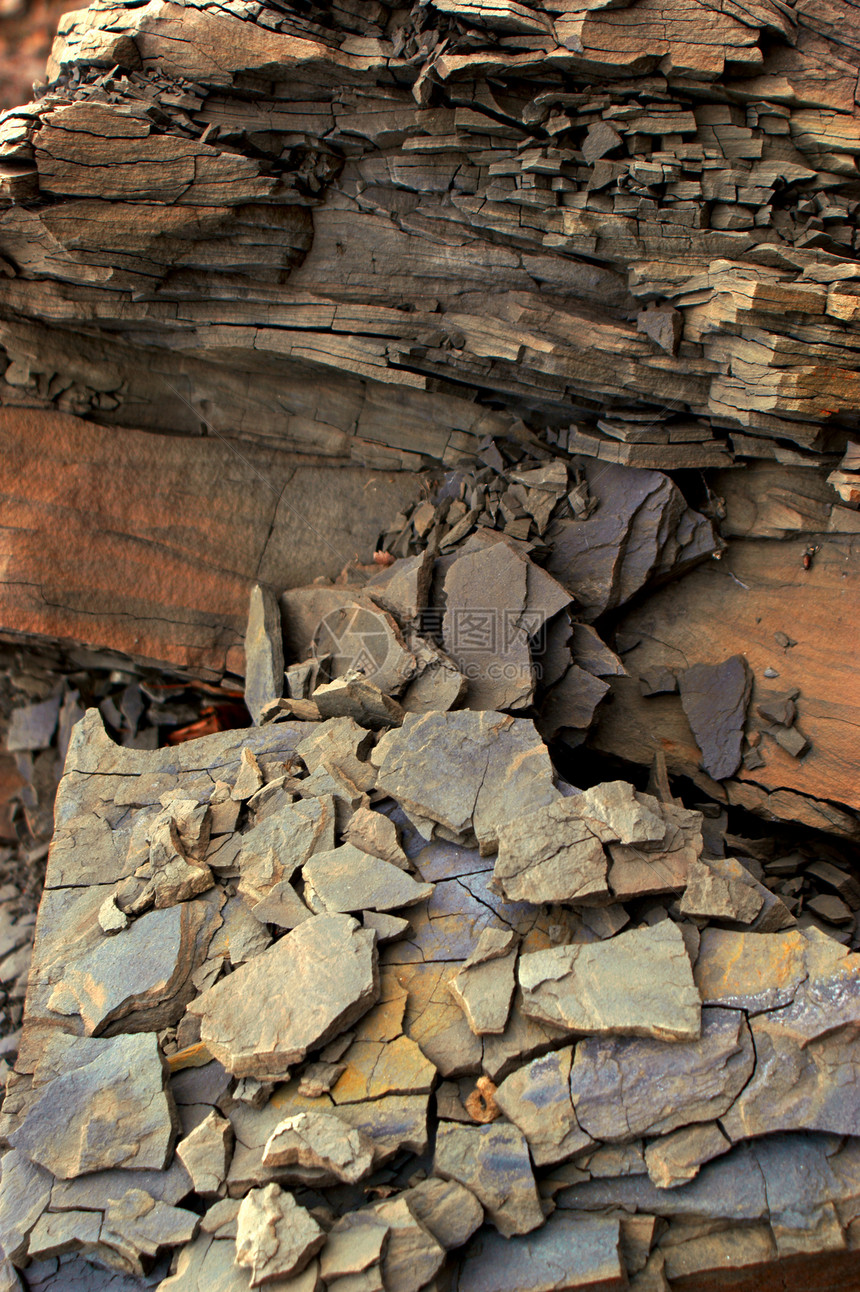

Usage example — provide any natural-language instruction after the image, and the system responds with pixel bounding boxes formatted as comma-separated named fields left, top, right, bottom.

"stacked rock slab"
left=2, top=624, right=860, bottom=1289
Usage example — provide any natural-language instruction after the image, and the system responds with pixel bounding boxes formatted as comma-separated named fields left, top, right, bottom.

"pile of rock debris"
left=2, top=443, right=860, bottom=1292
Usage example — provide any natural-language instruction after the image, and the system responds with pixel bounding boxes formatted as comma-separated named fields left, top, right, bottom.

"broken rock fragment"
left=404, top=1178, right=484, bottom=1251
left=187, top=914, right=379, bottom=1078
left=262, top=1109, right=375, bottom=1184
left=494, top=1046, right=591, bottom=1167
left=303, top=844, right=432, bottom=914
left=235, top=1184, right=325, bottom=1286
left=458, top=1214, right=624, bottom=1292
left=237, top=794, right=335, bottom=907
left=434, top=1120, right=544, bottom=1238
left=320, top=1210, right=390, bottom=1282
left=372, top=710, right=558, bottom=853
left=46, top=899, right=213, bottom=1035
left=493, top=799, right=608, bottom=905
left=147, top=807, right=214, bottom=908
left=244, top=584, right=285, bottom=726
left=644, top=1122, right=731, bottom=1189
left=9, top=1032, right=175, bottom=1178
left=448, top=928, right=518, bottom=1035
left=175, top=1110, right=234, bottom=1196
left=679, top=655, right=752, bottom=781
left=569, top=1007, right=754, bottom=1142
left=519, top=921, right=700, bottom=1042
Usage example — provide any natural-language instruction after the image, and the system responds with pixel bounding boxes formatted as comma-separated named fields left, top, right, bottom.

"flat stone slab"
left=372, top=710, right=559, bottom=853
left=9, top=1033, right=175, bottom=1179
left=518, top=921, right=701, bottom=1042
left=493, top=800, right=608, bottom=905
left=679, top=654, right=752, bottom=781
left=458, top=1214, right=624, bottom=1292
left=434, top=1120, right=545, bottom=1238
left=303, top=844, right=433, bottom=914
left=569, top=1007, right=754, bottom=1141
left=188, top=914, right=379, bottom=1078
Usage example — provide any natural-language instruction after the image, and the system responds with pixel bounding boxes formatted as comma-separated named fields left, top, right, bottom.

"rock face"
left=188, top=914, right=379, bottom=1078
left=519, top=922, right=701, bottom=1042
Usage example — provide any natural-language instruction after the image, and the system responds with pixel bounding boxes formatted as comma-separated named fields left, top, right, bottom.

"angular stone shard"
left=9, top=1032, right=176, bottom=1178
left=46, top=900, right=212, bottom=1036
left=644, top=1122, right=731, bottom=1190
left=442, top=543, right=535, bottom=711
left=187, top=914, right=379, bottom=1079
left=147, top=807, right=215, bottom=908
left=244, top=584, right=285, bottom=726
left=569, top=1007, right=754, bottom=1142
left=320, top=1211, right=390, bottom=1281
left=448, top=928, right=518, bottom=1036
left=372, top=711, right=559, bottom=854
left=679, top=858, right=765, bottom=925
left=0, top=1148, right=53, bottom=1264
left=679, top=655, right=752, bottom=781
left=434, top=1121, right=544, bottom=1238
left=495, top=1046, right=592, bottom=1166
left=519, top=921, right=701, bottom=1042
left=345, top=807, right=410, bottom=870
left=367, top=1195, right=446, bottom=1292
left=262, top=1110, right=375, bottom=1184
left=404, top=1178, right=484, bottom=1251
left=367, top=551, right=434, bottom=627
left=235, top=1185, right=325, bottom=1286
left=99, top=1188, right=200, bottom=1273
left=574, top=781, right=667, bottom=846
left=493, top=800, right=608, bottom=905
left=176, top=1110, right=234, bottom=1196
left=302, top=844, right=433, bottom=914
left=458, top=1214, right=624, bottom=1292
left=238, top=795, right=335, bottom=907
left=313, top=677, right=404, bottom=730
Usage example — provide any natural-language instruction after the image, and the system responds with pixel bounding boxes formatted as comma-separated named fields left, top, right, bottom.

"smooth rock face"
left=303, top=844, right=433, bottom=914
left=457, top=1214, right=624, bottom=1292
left=372, top=711, right=559, bottom=853
left=493, top=800, right=609, bottom=905
left=569, top=1008, right=754, bottom=1141
left=679, top=654, right=751, bottom=781
left=495, top=1046, right=592, bottom=1166
left=519, top=921, right=701, bottom=1042
left=434, top=1121, right=544, bottom=1238
left=244, top=584, right=285, bottom=726
left=187, top=914, right=379, bottom=1078
left=235, top=1185, right=325, bottom=1286
left=9, top=1033, right=176, bottom=1178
